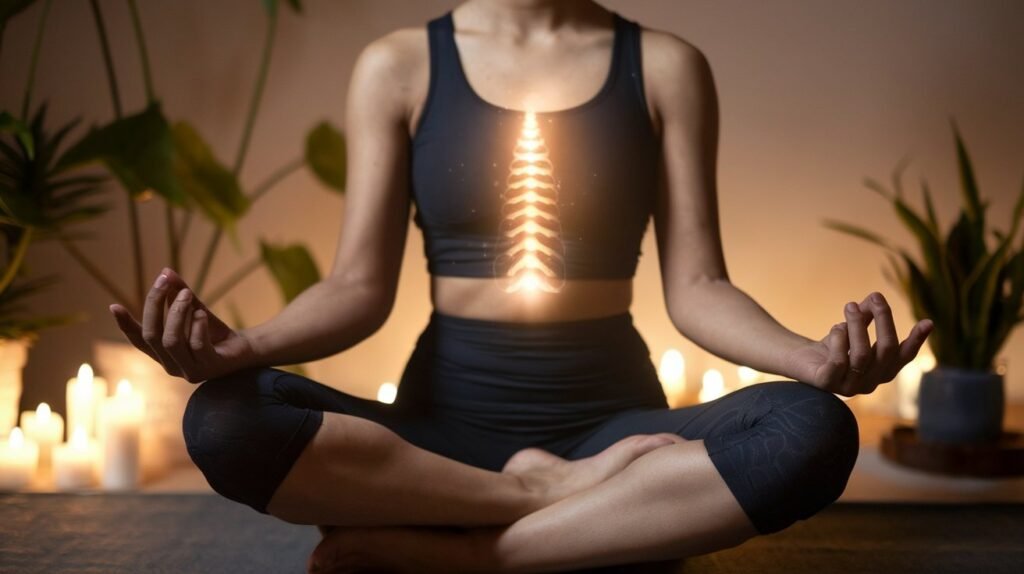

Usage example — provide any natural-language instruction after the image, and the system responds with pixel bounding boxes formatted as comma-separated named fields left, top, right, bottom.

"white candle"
left=0, top=427, right=39, bottom=491
left=20, top=402, right=63, bottom=469
left=737, top=366, right=762, bottom=389
left=377, top=382, right=397, bottom=404
left=658, top=349, right=686, bottom=406
left=699, top=369, right=726, bottom=403
left=896, top=361, right=923, bottom=421
left=53, top=426, right=98, bottom=491
left=99, top=379, right=145, bottom=490
left=65, top=363, right=108, bottom=439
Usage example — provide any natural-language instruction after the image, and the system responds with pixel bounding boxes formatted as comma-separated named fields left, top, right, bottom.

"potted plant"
left=822, top=120, right=1023, bottom=443
left=0, top=105, right=97, bottom=432
left=3, top=0, right=344, bottom=475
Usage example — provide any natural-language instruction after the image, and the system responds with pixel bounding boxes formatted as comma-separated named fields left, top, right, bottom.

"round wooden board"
left=880, top=424, right=1024, bottom=478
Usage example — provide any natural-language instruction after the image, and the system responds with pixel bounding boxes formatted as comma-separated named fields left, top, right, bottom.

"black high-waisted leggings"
left=183, top=310, right=859, bottom=535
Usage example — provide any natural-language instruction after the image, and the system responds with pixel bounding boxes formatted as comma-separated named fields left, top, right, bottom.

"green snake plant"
left=822, top=120, right=1024, bottom=372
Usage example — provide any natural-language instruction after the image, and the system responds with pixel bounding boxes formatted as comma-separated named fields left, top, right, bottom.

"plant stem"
left=166, top=203, right=180, bottom=271
left=204, top=256, right=261, bottom=307
left=88, top=0, right=122, bottom=117
left=250, top=156, right=303, bottom=202
left=0, top=229, right=33, bottom=294
left=21, top=0, right=53, bottom=120
left=233, top=9, right=277, bottom=176
left=125, top=0, right=155, bottom=104
left=90, top=0, right=146, bottom=311
left=59, top=237, right=136, bottom=315
left=193, top=9, right=279, bottom=297
left=126, top=195, right=146, bottom=308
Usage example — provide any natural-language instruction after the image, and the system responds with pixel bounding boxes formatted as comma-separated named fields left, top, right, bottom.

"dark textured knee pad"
left=705, top=380, right=860, bottom=535
left=182, top=366, right=323, bottom=514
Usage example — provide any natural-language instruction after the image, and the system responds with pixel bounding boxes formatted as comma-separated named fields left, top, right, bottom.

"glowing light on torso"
left=494, top=110, right=566, bottom=294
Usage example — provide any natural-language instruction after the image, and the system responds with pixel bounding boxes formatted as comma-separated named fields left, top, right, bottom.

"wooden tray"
left=880, top=424, right=1024, bottom=478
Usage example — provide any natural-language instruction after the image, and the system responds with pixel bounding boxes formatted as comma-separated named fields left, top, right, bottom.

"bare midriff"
left=431, top=276, right=633, bottom=323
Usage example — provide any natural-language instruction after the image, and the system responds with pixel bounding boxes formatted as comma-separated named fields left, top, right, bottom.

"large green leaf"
left=305, top=121, right=346, bottom=193
left=56, top=102, right=184, bottom=204
left=259, top=239, right=321, bottom=303
left=171, top=121, right=249, bottom=233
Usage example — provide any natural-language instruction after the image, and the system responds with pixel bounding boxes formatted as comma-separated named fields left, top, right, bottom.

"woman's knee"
left=182, top=366, right=322, bottom=513
left=742, top=381, right=860, bottom=534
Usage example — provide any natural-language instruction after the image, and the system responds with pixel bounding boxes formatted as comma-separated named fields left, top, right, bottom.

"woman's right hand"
left=109, top=267, right=259, bottom=384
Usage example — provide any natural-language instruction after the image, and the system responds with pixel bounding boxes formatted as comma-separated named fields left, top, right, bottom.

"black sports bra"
left=410, top=10, right=659, bottom=292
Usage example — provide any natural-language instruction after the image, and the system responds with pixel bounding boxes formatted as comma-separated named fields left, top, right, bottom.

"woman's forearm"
left=668, top=279, right=814, bottom=380
left=238, top=276, right=391, bottom=368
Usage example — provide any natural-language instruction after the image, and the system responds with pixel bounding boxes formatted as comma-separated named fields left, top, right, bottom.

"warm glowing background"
left=2, top=0, right=1023, bottom=414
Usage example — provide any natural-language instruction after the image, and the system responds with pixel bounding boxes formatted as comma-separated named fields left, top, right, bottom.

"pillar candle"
left=99, top=379, right=145, bottom=490
left=658, top=349, right=687, bottom=407
left=699, top=369, right=726, bottom=403
left=65, top=363, right=108, bottom=439
left=20, top=402, right=63, bottom=470
left=53, top=426, right=98, bottom=491
left=0, top=427, right=39, bottom=491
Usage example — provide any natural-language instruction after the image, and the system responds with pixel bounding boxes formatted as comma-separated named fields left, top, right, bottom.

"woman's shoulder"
left=634, top=22, right=716, bottom=126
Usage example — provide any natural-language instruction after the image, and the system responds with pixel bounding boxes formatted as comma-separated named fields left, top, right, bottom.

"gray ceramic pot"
left=917, top=366, right=1004, bottom=443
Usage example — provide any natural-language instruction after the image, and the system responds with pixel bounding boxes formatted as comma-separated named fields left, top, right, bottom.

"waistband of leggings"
left=428, top=309, right=635, bottom=333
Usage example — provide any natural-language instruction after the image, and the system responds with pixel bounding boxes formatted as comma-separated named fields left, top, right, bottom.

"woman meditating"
left=109, top=0, right=934, bottom=571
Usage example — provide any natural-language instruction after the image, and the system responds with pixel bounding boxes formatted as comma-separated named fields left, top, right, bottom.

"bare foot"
left=503, top=433, right=686, bottom=511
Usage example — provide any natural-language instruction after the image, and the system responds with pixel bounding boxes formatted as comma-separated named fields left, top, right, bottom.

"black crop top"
left=410, top=10, right=659, bottom=292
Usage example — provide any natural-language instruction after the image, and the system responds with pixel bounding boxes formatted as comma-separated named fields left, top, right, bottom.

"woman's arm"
left=240, top=34, right=419, bottom=368
left=648, top=35, right=813, bottom=379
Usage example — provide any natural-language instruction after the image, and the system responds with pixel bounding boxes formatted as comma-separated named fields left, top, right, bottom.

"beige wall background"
left=2, top=0, right=1023, bottom=416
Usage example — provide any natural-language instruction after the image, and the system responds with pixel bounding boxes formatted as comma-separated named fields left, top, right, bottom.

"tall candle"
left=20, top=402, right=63, bottom=469
left=53, top=426, right=98, bottom=491
left=658, top=349, right=687, bottom=406
left=737, top=366, right=762, bottom=389
left=66, top=363, right=108, bottom=439
left=99, top=379, right=145, bottom=490
left=699, top=369, right=726, bottom=403
left=0, top=427, right=39, bottom=491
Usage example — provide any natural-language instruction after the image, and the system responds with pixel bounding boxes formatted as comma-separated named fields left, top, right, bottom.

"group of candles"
left=649, top=346, right=936, bottom=413
left=0, top=363, right=144, bottom=492
left=653, top=348, right=768, bottom=407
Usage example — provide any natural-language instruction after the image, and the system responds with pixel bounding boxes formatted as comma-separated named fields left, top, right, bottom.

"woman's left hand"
left=782, top=291, right=934, bottom=397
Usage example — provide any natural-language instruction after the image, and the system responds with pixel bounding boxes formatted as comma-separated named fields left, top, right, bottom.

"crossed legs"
left=182, top=368, right=859, bottom=572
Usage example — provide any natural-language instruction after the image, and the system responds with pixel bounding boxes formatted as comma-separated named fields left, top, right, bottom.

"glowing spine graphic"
left=494, top=110, right=566, bottom=293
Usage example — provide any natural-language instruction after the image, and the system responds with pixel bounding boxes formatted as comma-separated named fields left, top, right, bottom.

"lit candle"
left=699, top=369, right=726, bottom=403
left=53, top=426, right=98, bottom=491
left=0, top=427, right=38, bottom=491
left=377, top=382, right=397, bottom=404
left=20, top=402, right=63, bottom=469
left=99, top=379, right=145, bottom=490
left=896, top=361, right=923, bottom=421
left=658, top=349, right=686, bottom=406
left=737, top=366, right=762, bottom=389
left=65, top=363, right=108, bottom=439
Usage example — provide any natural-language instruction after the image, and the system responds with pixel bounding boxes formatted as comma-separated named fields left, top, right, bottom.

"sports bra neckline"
left=439, top=10, right=626, bottom=116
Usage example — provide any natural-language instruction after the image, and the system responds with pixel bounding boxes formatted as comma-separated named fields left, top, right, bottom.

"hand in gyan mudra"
left=108, top=267, right=257, bottom=384
left=783, top=291, right=934, bottom=397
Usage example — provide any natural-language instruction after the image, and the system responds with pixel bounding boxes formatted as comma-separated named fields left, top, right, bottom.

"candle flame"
left=37, top=402, right=51, bottom=423
left=116, top=379, right=133, bottom=397
left=494, top=110, right=566, bottom=294
left=699, top=369, right=726, bottom=403
left=9, top=427, right=24, bottom=448
left=377, top=382, right=397, bottom=404
left=77, top=363, right=94, bottom=385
